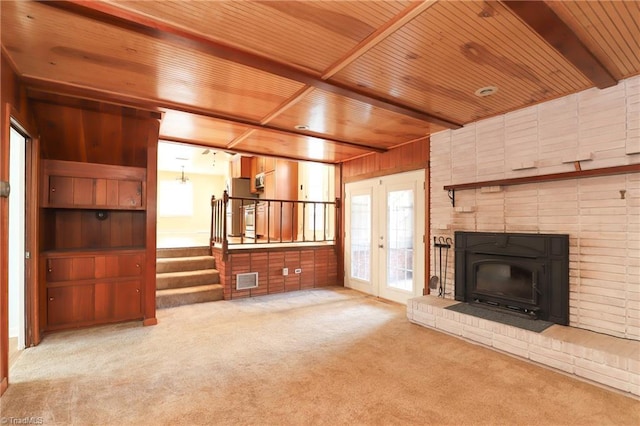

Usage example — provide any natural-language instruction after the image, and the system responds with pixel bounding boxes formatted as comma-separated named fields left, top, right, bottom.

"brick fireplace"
left=412, top=76, right=640, bottom=395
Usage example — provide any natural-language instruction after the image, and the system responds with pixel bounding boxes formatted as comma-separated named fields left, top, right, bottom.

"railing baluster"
left=302, top=202, right=306, bottom=242
left=291, top=202, right=295, bottom=242
left=211, top=194, right=339, bottom=247
left=267, top=200, right=271, bottom=243
left=323, top=202, right=327, bottom=242
left=313, top=203, right=317, bottom=242
left=279, top=201, right=283, bottom=243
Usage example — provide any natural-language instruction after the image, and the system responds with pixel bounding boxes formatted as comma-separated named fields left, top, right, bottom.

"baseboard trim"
left=143, top=318, right=158, bottom=327
left=1, top=377, right=8, bottom=396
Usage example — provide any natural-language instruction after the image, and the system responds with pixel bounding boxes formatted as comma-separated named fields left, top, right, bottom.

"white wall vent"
left=236, top=272, right=258, bottom=290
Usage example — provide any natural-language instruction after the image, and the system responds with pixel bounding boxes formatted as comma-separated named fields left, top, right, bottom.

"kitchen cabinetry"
left=231, top=155, right=252, bottom=179
left=263, top=157, right=276, bottom=173
left=251, top=156, right=277, bottom=193
left=41, top=159, right=147, bottom=330
left=264, top=160, right=298, bottom=241
left=44, top=250, right=144, bottom=328
left=256, top=202, right=267, bottom=237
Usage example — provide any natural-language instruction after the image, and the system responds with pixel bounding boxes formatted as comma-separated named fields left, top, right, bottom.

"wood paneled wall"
left=32, top=100, right=154, bottom=168
left=213, top=246, right=338, bottom=300
left=0, top=53, right=39, bottom=397
left=41, top=210, right=146, bottom=251
left=342, top=138, right=429, bottom=181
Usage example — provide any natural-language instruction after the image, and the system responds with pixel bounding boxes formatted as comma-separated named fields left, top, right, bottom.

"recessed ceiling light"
left=294, top=124, right=309, bottom=131
left=475, top=86, right=498, bottom=97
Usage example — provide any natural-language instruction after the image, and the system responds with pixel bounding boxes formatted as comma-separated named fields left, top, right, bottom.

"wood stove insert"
left=454, top=232, right=569, bottom=325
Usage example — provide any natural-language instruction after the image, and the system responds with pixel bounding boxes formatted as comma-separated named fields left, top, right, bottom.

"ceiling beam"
left=24, top=78, right=384, bottom=153
left=502, top=0, right=617, bottom=89
left=39, top=0, right=462, bottom=130
left=321, top=0, right=437, bottom=80
left=27, top=89, right=163, bottom=120
left=159, top=135, right=338, bottom=165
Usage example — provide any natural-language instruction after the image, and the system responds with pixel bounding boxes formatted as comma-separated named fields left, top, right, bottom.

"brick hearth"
left=408, top=296, right=639, bottom=396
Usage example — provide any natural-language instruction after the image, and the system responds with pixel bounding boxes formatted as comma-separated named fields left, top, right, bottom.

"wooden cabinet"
left=43, top=250, right=144, bottom=330
left=253, top=156, right=276, bottom=175
left=231, top=155, right=252, bottom=178
left=251, top=156, right=277, bottom=193
left=264, top=160, right=298, bottom=241
left=42, top=159, right=145, bottom=210
left=256, top=203, right=267, bottom=237
left=256, top=157, right=265, bottom=174
left=263, top=157, right=276, bottom=173
left=40, top=159, right=149, bottom=331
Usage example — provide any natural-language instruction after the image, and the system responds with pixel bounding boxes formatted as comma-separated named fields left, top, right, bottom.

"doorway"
left=344, top=170, right=425, bottom=304
left=8, top=125, right=26, bottom=366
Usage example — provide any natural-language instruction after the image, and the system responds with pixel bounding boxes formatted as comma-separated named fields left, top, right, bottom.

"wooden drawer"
left=45, top=257, right=95, bottom=282
left=95, top=253, right=144, bottom=279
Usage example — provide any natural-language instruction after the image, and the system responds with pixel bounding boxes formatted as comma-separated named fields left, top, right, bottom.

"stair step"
left=157, top=246, right=210, bottom=259
left=156, top=270, right=220, bottom=290
left=156, top=284, right=223, bottom=309
left=156, top=256, right=216, bottom=273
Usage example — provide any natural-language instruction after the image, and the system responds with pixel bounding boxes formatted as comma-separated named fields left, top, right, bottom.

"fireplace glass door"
left=474, top=262, right=537, bottom=304
left=470, top=257, right=542, bottom=310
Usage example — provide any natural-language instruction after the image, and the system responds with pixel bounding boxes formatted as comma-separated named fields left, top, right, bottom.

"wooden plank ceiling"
left=2, top=0, right=638, bottom=164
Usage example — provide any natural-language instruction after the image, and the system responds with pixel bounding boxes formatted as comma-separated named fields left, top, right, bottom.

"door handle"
left=378, top=244, right=384, bottom=248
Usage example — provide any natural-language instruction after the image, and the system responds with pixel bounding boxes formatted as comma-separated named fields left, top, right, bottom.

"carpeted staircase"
left=156, top=246, right=223, bottom=309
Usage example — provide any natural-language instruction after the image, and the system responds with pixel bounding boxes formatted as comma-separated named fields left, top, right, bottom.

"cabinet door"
left=94, top=280, right=142, bottom=321
left=114, top=280, right=142, bottom=319
left=95, top=179, right=119, bottom=206
left=264, top=157, right=276, bottom=173
left=256, top=204, right=266, bottom=237
left=73, top=177, right=94, bottom=205
left=118, top=180, right=143, bottom=208
left=48, top=176, right=74, bottom=206
left=118, top=253, right=144, bottom=277
left=45, top=257, right=95, bottom=282
left=270, top=201, right=296, bottom=241
left=47, top=285, right=94, bottom=326
left=48, top=175, right=93, bottom=207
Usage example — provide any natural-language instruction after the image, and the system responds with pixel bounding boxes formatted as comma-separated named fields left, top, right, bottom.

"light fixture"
left=176, top=165, right=189, bottom=184
left=294, top=124, right=309, bottom=131
left=475, top=86, right=498, bottom=97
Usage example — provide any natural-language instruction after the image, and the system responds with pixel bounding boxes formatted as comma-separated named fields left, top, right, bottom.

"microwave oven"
left=255, top=173, right=265, bottom=190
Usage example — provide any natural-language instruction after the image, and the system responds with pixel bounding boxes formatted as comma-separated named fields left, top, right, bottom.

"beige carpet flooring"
left=1, top=287, right=639, bottom=425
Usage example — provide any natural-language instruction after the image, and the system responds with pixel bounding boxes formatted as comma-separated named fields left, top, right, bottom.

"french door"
left=345, top=170, right=425, bottom=304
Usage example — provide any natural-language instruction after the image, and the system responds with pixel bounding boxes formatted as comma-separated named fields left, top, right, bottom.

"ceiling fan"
left=201, top=148, right=218, bottom=167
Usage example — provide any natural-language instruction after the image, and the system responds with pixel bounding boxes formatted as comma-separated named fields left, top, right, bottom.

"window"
left=158, top=180, right=193, bottom=217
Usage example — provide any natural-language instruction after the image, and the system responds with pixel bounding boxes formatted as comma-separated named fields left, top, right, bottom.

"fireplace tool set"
left=430, top=236, right=452, bottom=297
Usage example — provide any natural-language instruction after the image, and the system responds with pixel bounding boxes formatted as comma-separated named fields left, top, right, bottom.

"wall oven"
left=244, top=204, right=256, bottom=238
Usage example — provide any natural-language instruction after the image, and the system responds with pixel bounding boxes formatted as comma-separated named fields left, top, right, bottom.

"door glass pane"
left=387, top=189, right=414, bottom=291
left=350, top=194, right=371, bottom=281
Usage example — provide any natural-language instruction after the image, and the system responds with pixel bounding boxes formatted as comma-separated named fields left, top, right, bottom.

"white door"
left=345, top=170, right=425, bottom=304
left=9, top=126, right=26, bottom=351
